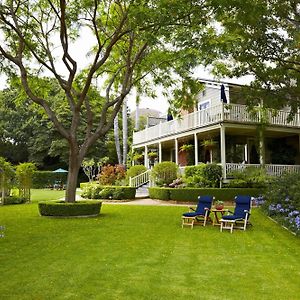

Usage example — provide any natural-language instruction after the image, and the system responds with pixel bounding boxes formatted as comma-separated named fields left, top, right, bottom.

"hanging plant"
left=179, top=144, right=194, bottom=152
left=148, top=151, right=158, bottom=159
left=201, top=139, right=217, bottom=150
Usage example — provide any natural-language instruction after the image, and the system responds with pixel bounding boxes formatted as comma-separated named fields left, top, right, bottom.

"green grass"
left=30, top=189, right=66, bottom=203
left=1, top=201, right=300, bottom=299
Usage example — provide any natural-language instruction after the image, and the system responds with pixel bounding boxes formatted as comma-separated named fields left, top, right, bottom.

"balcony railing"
left=133, top=103, right=300, bottom=146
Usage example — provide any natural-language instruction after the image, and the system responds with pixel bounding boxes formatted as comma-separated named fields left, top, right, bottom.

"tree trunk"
left=122, top=99, right=128, bottom=167
left=114, top=113, right=122, bottom=164
left=65, top=150, right=81, bottom=203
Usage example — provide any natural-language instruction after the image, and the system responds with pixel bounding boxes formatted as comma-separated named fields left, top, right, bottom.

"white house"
left=132, top=79, right=300, bottom=179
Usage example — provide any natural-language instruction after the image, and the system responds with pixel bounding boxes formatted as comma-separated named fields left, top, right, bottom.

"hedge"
left=3, top=196, right=26, bottom=205
left=81, top=183, right=136, bottom=200
left=148, top=187, right=171, bottom=200
left=38, top=200, right=102, bottom=217
left=32, top=171, right=68, bottom=188
left=148, top=187, right=263, bottom=202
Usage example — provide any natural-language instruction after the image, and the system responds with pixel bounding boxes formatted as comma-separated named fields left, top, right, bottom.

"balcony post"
left=175, top=138, right=179, bottom=165
left=221, top=102, right=224, bottom=121
left=144, top=145, right=148, bottom=169
left=220, top=124, right=226, bottom=179
left=159, top=142, right=162, bottom=163
left=194, top=133, right=198, bottom=165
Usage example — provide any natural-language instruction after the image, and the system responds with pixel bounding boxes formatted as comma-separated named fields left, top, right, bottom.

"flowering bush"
left=262, top=172, right=300, bottom=236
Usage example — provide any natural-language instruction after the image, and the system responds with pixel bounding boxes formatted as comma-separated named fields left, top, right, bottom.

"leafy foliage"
left=262, top=172, right=300, bottom=235
left=81, top=184, right=136, bottom=200
left=151, top=162, right=178, bottom=186
left=227, top=167, right=269, bottom=188
left=98, top=165, right=126, bottom=186
left=183, top=163, right=222, bottom=188
left=211, top=0, right=300, bottom=115
left=15, top=163, right=36, bottom=202
left=126, top=165, right=147, bottom=181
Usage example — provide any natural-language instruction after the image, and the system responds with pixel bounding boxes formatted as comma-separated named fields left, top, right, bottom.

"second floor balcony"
left=133, top=103, right=300, bottom=146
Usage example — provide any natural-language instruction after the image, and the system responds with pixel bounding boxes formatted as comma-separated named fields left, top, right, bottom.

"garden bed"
left=38, top=200, right=102, bottom=217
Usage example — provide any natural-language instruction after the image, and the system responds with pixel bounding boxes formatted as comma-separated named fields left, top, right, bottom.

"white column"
left=220, top=124, right=226, bottom=179
left=175, top=138, right=179, bottom=165
left=194, top=133, right=198, bottom=165
left=159, top=142, right=162, bottom=163
left=259, top=129, right=265, bottom=166
left=144, top=145, right=148, bottom=168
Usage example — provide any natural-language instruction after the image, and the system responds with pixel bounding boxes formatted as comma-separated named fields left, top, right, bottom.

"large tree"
left=0, top=0, right=214, bottom=202
left=210, top=0, right=300, bottom=114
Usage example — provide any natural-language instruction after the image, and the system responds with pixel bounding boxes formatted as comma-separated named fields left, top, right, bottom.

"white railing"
left=226, top=163, right=300, bottom=176
left=129, top=170, right=151, bottom=188
left=133, top=103, right=300, bottom=145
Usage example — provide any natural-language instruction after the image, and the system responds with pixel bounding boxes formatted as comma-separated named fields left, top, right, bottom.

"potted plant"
left=215, top=200, right=224, bottom=210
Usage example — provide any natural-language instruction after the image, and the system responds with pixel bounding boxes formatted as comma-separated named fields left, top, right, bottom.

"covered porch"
left=132, top=124, right=300, bottom=179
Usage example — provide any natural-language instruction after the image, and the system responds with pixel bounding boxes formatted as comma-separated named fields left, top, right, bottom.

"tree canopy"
left=0, top=0, right=216, bottom=202
left=210, top=0, right=300, bottom=114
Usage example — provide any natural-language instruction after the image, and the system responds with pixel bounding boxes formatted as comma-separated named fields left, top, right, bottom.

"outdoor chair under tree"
left=182, top=195, right=214, bottom=229
left=220, top=195, right=252, bottom=233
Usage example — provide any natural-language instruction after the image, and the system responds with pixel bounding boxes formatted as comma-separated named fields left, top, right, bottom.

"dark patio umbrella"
left=221, top=84, right=228, bottom=103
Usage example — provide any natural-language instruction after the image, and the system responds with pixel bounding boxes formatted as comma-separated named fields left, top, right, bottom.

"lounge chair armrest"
left=204, top=207, right=210, bottom=211
left=189, top=207, right=196, bottom=212
left=244, top=210, right=250, bottom=213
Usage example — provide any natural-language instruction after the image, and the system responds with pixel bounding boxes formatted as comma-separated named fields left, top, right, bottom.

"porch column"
left=194, top=133, right=198, bottom=165
left=220, top=124, right=226, bottom=179
left=144, top=145, right=148, bottom=168
left=259, top=129, right=265, bottom=166
left=158, top=142, right=162, bottom=163
left=175, top=138, right=179, bottom=165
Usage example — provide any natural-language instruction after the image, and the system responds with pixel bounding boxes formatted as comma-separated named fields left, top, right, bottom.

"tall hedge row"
left=32, top=171, right=68, bottom=188
left=149, top=187, right=263, bottom=202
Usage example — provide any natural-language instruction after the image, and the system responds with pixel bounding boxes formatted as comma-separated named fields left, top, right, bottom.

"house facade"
left=132, top=79, right=300, bottom=179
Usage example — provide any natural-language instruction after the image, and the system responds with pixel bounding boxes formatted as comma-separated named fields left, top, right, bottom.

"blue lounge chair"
left=182, top=195, right=214, bottom=229
left=220, top=195, right=252, bottom=233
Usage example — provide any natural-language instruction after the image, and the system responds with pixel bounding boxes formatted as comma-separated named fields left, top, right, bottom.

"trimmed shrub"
left=38, top=200, right=102, bottom=217
left=81, top=183, right=136, bottom=200
left=3, top=196, right=26, bottom=205
left=126, top=165, right=147, bottom=180
left=148, top=187, right=171, bottom=200
left=149, top=187, right=262, bottom=202
left=183, top=163, right=222, bottom=188
left=151, top=162, right=178, bottom=186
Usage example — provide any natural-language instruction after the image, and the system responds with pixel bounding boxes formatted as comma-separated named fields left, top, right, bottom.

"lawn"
left=1, top=196, right=300, bottom=299
left=30, top=189, right=66, bottom=203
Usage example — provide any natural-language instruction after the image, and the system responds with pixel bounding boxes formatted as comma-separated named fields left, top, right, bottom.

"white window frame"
left=198, top=99, right=211, bottom=111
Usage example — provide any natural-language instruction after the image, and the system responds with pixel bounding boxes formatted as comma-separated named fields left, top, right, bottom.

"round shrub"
left=151, top=161, right=178, bottom=186
left=126, top=165, right=147, bottom=180
left=38, top=200, right=102, bottom=217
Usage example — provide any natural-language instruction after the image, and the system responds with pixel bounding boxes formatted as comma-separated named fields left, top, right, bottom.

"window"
left=198, top=100, right=210, bottom=110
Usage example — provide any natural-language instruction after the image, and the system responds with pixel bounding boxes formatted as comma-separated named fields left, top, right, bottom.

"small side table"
left=211, top=209, right=227, bottom=226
